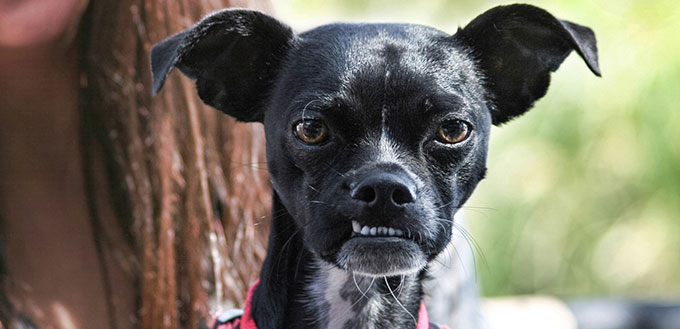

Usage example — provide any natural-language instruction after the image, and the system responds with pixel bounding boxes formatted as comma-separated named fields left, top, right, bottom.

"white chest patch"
left=304, top=261, right=360, bottom=329
left=325, top=267, right=356, bottom=329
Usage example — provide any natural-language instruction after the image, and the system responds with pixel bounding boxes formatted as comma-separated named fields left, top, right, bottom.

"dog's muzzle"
left=334, top=168, right=428, bottom=276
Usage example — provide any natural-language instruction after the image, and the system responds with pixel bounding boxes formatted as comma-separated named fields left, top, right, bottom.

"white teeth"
left=361, top=226, right=370, bottom=235
left=352, top=223, right=406, bottom=238
left=352, top=220, right=361, bottom=233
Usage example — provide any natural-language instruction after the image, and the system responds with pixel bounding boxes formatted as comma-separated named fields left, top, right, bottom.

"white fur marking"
left=377, top=133, right=402, bottom=163
left=325, top=267, right=356, bottom=329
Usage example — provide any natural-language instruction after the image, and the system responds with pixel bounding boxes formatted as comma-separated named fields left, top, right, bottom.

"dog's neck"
left=304, top=261, right=424, bottom=329
left=250, top=194, right=425, bottom=329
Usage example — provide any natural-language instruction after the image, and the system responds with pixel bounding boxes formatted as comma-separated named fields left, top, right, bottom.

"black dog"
left=151, top=4, right=599, bottom=328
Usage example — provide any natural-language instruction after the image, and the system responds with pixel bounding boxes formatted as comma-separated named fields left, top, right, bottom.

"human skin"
left=0, top=0, right=88, bottom=48
left=0, top=1, right=136, bottom=328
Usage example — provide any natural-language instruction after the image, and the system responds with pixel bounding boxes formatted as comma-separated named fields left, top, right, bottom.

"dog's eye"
left=294, top=119, right=328, bottom=145
left=437, top=120, right=471, bottom=144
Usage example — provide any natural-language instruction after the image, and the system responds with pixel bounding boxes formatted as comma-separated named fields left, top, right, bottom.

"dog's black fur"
left=151, top=4, right=599, bottom=329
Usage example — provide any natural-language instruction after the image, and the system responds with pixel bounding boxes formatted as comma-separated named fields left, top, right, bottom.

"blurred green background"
left=273, top=0, right=680, bottom=298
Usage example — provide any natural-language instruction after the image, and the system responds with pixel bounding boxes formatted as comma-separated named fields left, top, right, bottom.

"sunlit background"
left=272, top=0, right=680, bottom=298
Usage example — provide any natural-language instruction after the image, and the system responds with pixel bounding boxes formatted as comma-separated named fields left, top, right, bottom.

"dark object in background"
left=568, top=299, right=680, bottom=329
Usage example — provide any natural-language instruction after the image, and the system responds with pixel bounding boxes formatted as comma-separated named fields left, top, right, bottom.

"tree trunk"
left=82, top=1, right=272, bottom=328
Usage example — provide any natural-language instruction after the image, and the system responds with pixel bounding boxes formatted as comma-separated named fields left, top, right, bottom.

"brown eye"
left=294, top=119, right=328, bottom=144
left=437, top=120, right=471, bottom=144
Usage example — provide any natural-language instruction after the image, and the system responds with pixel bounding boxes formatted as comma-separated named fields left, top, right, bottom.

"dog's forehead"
left=280, top=23, right=484, bottom=117
left=298, top=22, right=449, bottom=65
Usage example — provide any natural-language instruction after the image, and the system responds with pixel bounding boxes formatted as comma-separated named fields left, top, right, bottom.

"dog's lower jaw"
left=335, top=237, right=427, bottom=277
left=250, top=194, right=427, bottom=329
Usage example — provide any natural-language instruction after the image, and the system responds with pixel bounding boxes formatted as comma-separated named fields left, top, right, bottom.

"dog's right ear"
left=150, top=9, right=295, bottom=122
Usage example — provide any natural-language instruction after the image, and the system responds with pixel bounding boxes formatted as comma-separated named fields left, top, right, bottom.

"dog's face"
left=151, top=5, right=599, bottom=277
left=263, top=24, right=491, bottom=276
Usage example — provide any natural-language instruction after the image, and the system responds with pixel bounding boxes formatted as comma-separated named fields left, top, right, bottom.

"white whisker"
left=384, top=276, right=416, bottom=326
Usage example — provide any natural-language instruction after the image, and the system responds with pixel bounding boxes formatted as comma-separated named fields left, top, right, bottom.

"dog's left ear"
left=457, top=4, right=601, bottom=125
left=150, top=9, right=295, bottom=122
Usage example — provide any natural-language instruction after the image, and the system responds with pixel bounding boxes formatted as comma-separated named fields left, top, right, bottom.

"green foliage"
left=275, top=0, right=680, bottom=297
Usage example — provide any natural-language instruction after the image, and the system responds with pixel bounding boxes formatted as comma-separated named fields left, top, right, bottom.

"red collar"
left=239, top=279, right=258, bottom=329
left=214, top=279, right=446, bottom=329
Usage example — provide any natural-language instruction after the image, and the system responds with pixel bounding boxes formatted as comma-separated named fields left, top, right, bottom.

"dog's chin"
left=333, top=237, right=427, bottom=277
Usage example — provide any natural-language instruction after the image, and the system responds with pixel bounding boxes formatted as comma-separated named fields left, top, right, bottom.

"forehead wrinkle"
left=338, top=36, right=392, bottom=98
left=321, top=25, right=486, bottom=136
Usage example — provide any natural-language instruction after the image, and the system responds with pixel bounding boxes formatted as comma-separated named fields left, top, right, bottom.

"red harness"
left=211, top=280, right=259, bottom=329
left=212, top=280, right=450, bottom=329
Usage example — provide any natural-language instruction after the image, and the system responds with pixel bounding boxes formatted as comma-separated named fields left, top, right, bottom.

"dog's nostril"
left=350, top=173, right=417, bottom=207
left=351, top=185, right=377, bottom=203
left=392, top=186, right=415, bottom=205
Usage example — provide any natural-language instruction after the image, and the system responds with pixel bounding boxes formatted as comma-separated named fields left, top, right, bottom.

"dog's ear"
left=150, top=9, right=295, bottom=122
left=457, top=4, right=600, bottom=125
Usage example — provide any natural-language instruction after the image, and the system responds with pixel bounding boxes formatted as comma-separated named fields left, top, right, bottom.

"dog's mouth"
left=333, top=220, right=427, bottom=277
left=350, top=220, right=411, bottom=239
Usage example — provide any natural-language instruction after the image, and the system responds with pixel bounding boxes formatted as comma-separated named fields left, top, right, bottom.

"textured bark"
left=82, top=0, right=272, bottom=328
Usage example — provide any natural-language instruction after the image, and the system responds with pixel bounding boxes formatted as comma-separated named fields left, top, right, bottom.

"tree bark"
left=82, top=1, right=272, bottom=328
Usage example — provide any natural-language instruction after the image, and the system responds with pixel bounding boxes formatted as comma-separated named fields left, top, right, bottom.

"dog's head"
left=151, top=4, right=599, bottom=277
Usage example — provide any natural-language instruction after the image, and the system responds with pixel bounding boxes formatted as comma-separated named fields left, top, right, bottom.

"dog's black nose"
left=350, top=172, right=416, bottom=207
